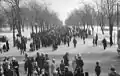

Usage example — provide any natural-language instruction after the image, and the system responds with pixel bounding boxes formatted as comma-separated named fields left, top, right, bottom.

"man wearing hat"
left=76, top=55, right=84, bottom=71
left=63, top=52, right=69, bottom=66
left=11, top=57, right=19, bottom=76
left=108, top=66, right=120, bottom=76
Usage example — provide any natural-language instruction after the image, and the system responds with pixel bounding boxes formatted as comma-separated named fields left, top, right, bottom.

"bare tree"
left=0, top=0, right=23, bottom=46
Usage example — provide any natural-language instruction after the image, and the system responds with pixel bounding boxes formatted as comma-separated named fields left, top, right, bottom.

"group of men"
left=30, top=29, right=73, bottom=52
left=23, top=52, right=85, bottom=76
left=15, top=36, right=27, bottom=55
left=0, top=50, right=119, bottom=76
left=13, top=25, right=89, bottom=55
left=0, top=56, right=19, bottom=76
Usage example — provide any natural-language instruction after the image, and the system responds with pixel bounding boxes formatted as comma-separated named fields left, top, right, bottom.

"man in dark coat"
left=64, top=66, right=73, bottom=76
left=11, top=57, right=19, bottom=76
left=24, top=53, right=29, bottom=74
left=6, top=65, right=13, bottom=76
left=35, top=52, right=41, bottom=68
left=95, top=34, right=98, bottom=46
left=102, top=38, right=107, bottom=50
left=74, top=67, right=84, bottom=76
left=95, top=61, right=101, bottom=76
left=6, top=41, right=9, bottom=52
left=76, top=56, right=84, bottom=71
left=67, top=37, right=70, bottom=47
left=60, top=60, right=65, bottom=72
left=63, top=52, right=69, bottom=66
left=36, top=53, right=45, bottom=73
left=27, top=57, right=33, bottom=76
left=73, top=38, right=77, bottom=48
left=43, top=61, right=49, bottom=75
left=3, top=44, right=6, bottom=52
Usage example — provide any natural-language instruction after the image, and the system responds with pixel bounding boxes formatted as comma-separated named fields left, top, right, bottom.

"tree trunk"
left=32, top=25, right=34, bottom=33
left=41, top=24, right=43, bottom=32
left=39, top=26, right=40, bottom=32
left=109, top=23, right=113, bottom=46
left=17, top=21, right=21, bottom=36
left=13, top=22, right=15, bottom=47
left=83, top=24, right=85, bottom=30
left=100, top=22, right=104, bottom=34
left=22, top=24, right=24, bottom=32
left=109, top=16, right=113, bottom=46
left=35, top=26, right=37, bottom=33
left=101, top=26, right=104, bottom=34
left=43, top=23, right=45, bottom=32
left=91, top=25, right=94, bottom=36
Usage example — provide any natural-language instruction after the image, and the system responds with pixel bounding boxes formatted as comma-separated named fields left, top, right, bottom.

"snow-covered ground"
left=93, top=26, right=117, bottom=43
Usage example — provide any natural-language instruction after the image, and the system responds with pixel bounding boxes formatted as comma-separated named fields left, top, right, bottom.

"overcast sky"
left=44, top=0, right=94, bottom=22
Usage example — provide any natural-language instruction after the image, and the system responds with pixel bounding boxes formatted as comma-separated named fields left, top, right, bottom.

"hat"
left=78, top=53, right=81, bottom=56
left=110, top=65, right=115, bottom=71
left=12, top=57, right=16, bottom=60
left=52, top=58, right=55, bottom=61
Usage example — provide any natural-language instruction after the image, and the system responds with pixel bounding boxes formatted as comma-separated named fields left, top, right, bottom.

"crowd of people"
left=0, top=52, right=119, bottom=76
left=14, top=26, right=89, bottom=55
left=0, top=26, right=114, bottom=76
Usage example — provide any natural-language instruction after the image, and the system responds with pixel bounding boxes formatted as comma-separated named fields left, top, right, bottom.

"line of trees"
left=65, top=0, right=120, bottom=46
left=0, top=0, right=62, bottom=46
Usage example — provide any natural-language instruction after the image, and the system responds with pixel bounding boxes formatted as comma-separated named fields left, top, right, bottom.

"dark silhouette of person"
left=76, top=56, right=84, bottom=71
left=64, top=66, right=73, bottom=76
left=73, top=38, right=77, bottom=48
left=95, top=61, right=101, bottom=76
left=11, top=57, right=19, bottom=76
left=27, top=57, right=33, bottom=76
left=95, top=34, right=98, bottom=46
left=63, top=52, right=69, bottom=66
left=102, top=38, right=107, bottom=50
left=6, top=40, right=9, bottom=52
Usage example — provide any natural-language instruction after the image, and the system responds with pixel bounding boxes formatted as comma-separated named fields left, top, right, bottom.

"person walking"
left=63, top=52, right=69, bottom=66
left=76, top=56, right=84, bottom=71
left=73, top=38, right=77, bottom=48
left=95, top=61, right=101, bottom=76
left=11, top=57, right=20, bottom=76
left=102, top=38, right=107, bottom=50
left=27, top=57, right=33, bottom=76
left=6, top=40, right=9, bottom=52
left=60, top=60, right=65, bottom=73
left=95, top=34, right=98, bottom=46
